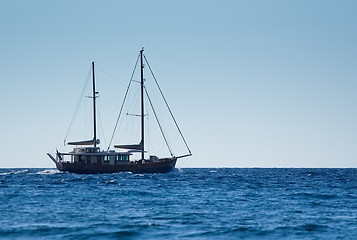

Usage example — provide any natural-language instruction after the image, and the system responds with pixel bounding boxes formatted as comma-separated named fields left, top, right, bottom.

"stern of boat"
left=47, top=152, right=64, bottom=170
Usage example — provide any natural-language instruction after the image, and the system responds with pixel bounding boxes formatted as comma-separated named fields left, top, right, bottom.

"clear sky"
left=1, top=0, right=356, bottom=168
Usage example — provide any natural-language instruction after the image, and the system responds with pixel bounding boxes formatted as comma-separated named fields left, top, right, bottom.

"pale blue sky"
left=0, top=0, right=356, bottom=168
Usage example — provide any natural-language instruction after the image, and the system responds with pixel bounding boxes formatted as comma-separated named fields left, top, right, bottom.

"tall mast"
left=92, top=62, right=97, bottom=148
left=140, top=49, right=144, bottom=160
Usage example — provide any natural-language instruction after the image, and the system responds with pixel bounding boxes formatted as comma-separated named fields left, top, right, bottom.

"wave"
left=291, top=192, right=338, bottom=200
left=34, top=169, right=60, bottom=175
left=0, top=169, right=29, bottom=175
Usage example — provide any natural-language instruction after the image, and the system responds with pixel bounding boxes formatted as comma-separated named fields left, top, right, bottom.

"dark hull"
left=55, top=158, right=177, bottom=174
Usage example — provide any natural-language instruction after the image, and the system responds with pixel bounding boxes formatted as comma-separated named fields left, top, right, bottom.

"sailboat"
left=47, top=49, right=191, bottom=174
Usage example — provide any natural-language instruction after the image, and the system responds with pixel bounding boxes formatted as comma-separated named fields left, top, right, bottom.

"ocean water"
left=0, top=168, right=357, bottom=239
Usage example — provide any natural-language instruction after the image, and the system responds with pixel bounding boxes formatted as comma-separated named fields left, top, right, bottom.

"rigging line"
left=144, top=55, right=192, bottom=154
left=64, top=67, right=92, bottom=145
left=144, top=86, right=174, bottom=157
left=108, top=53, right=140, bottom=149
left=95, top=65, right=127, bottom=87
left=126, top=84, right=141, bottom=114
left=97, top=100, right=108, bottom=149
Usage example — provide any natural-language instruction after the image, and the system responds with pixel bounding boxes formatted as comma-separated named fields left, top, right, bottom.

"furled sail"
left=114, top=142, right=143, bottom=150
left=67, top=139, right=100, bottom=146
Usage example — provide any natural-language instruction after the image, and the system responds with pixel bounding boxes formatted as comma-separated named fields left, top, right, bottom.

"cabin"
left=66, top=147, right=131, bottom=165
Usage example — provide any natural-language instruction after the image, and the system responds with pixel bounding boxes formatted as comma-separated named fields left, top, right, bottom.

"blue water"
left=1, top=168, right=357, bottom=239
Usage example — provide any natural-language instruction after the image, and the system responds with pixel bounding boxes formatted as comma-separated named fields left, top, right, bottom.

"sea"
left=1, top=168, right=357, bottom=239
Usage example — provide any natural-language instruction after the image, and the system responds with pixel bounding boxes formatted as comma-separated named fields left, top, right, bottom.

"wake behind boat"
left=48, top=49, right=191, bottom=174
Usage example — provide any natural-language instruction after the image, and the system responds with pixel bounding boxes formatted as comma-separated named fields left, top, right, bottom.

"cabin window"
left=104, top=156, right=110, bottom=162
left=115, top=155, right=129, bottom=161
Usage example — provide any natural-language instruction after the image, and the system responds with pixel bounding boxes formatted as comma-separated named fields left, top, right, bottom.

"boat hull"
left=54, top=158, right=177, bottom=174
